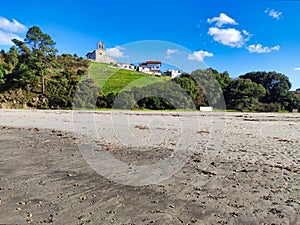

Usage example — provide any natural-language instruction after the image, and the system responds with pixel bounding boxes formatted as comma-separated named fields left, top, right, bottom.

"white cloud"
left=294, top=68, right=300, bottom=71
left=167, top=49, right=178, bottom=55
left=207, top=13, right=238, bottom=27
left=0, top=16, right=27, bottom=33
left=188, top=50, right=213, bottom=62
left=106, top=46, right=128, bottom=58
left=0, top=16, right=26, bottom=46
left=208, top=27, right=250, bottom=48
left=242, top=30, right=250, bottom=36
left=0, top=30, right=22, bottom=45
left=265, top=8, right=282, bottom=20
left=247, top=44, right=280, bottom=53
left=166, top=49, right=178, bottom=58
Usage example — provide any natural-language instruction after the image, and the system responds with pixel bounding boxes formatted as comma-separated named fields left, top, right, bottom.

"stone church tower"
left=86, top=41, right=117, bottom=64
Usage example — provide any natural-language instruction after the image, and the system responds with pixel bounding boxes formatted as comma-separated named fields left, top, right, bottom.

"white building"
left=115, top=63, right=136, bottom=70
left=86, top=41, right=117, bottom=64
left=137, top=61, right=162, bottom=75
left=163, top=70, right=182, bottom=79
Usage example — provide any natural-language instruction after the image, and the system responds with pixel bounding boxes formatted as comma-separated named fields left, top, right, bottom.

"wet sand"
left=0, top=110, right=299, bottom=224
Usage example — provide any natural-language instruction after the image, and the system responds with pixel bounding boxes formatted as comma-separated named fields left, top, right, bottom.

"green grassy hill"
left=88, top=62, right=168, bottom=95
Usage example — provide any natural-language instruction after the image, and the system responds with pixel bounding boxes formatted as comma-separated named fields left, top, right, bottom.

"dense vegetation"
left=0, top=26, right=299, bottom=112
left=0, top=26, right=90, bottom=109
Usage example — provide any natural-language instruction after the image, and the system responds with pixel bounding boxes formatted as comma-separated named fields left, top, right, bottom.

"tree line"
left=0, top=26, right=299, bottom=112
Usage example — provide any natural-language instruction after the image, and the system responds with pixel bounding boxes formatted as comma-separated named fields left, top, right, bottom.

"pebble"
left=190, top=217, right=197, bottom=223
left=19, top=201, right=31, bottom=205
left=80, top=196, right=87, bottom=201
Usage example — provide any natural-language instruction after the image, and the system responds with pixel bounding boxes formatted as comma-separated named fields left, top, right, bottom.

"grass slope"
left=88, top=62, right=168, bottom=95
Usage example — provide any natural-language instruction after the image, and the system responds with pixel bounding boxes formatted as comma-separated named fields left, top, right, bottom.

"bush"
left=256, top=102, right=281, bottom=112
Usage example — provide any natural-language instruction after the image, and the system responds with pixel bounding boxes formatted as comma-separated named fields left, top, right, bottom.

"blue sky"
left=1, top=0, right=300, bottom=89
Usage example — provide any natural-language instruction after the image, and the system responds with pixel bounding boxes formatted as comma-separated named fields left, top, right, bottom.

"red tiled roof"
left=146, top=60, right=161, bottom=65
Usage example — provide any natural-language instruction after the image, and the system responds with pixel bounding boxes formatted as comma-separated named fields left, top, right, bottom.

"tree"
left=26, top=26, right=57, bottom=94
left=25, top=26, right=56, bottom=54
left=73, top=78, right=99, bottom=109
left=190, top=69, right=224, bottom=107
left=282, top=91, right=300, bottom=111
left=5, top=46, right=19, bottom=67
left=12, top=26, right=57, bottom=94
left=240, top=71, right=291, bottom=109
left=0, top=51, right=10, bottom=84
left=173, top=76, right=200, bottom=100
left=0, top=63, right=10, bottom=84
left=226, top=78, right=266, bottom=111
left=132, top=81, right=195, bottom=110
left=214, top=70, right=231, bottom=91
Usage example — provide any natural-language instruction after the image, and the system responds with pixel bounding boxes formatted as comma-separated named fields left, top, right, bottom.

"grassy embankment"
left=88, top=62, right=168, bottom=95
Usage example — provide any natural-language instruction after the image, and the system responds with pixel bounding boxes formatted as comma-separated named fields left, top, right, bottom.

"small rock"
left=19, top=201, right=31, bottom=205
left=169, top=204, right=174, bottom=208
left=190, top=217, right=197, bottom=223
left=80, top=196, right=87, bottom=201
left=16, top=207, right=21, bottom=211
left=194, top=186, right=202, bottom=191
left=134, top=125, right=149, bottom=130
left=230, top=212, right=239, bottom=217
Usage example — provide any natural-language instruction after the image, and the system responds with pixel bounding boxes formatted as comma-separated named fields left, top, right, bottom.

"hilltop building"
left=115, top=63, right=136, bottom=71
left=163, top=70, right=182, bottom=79
left=86, top=41, right=116, bottom=63
left=137, top=61, right=162, bottom=75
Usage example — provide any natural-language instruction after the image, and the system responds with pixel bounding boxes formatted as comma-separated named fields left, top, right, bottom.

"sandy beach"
left=0, top=109, right=299, bottom=224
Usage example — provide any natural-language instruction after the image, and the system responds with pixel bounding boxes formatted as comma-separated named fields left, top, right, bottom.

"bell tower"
left=86, top=41, right=116, bottom=63
left=97, top=41, right=104, bottom=50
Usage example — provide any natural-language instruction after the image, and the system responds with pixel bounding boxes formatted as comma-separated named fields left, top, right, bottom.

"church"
left=86, top=41, right=116, bottom=64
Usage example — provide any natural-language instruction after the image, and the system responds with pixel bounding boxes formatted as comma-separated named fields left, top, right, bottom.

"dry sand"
left=0, top=109, right=299, bottom=224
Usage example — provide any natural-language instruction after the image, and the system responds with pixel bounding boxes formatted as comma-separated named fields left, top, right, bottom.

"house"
left=115, top=63, right=136, bottom=71
left=293, top=88, right=300, bottom=99
left=137, top=60, right=162, bottom=75
left=86, top=41, right=117, bottom=64
left=163, top=70, right=182, bottom=79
